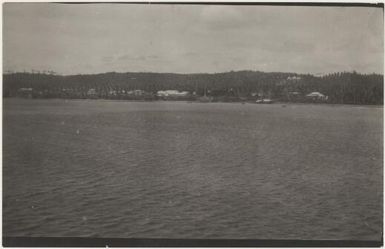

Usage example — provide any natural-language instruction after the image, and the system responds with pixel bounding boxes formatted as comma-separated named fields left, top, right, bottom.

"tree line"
left=3, top=70, right=383, bottom=105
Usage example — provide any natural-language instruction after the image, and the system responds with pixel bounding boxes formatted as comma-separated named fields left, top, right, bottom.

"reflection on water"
left=3, top=99, right=383, bottom=240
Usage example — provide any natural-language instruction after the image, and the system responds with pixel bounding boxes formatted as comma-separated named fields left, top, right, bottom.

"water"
left=3, top=99, right=383, bottom=240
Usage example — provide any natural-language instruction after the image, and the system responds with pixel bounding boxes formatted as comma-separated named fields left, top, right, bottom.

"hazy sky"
left=3, top=3, right=384, bottom=75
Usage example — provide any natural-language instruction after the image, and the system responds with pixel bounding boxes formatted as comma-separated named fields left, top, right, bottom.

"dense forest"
left=3, top=70, right=383, bottom=105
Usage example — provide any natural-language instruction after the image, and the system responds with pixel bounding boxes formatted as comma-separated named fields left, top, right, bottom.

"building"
left=108, top=90, right=117, bottom=96
left=127, top=90, right=146, bottom=96
left=17, top=88, right=33, bottom=98
left=287, top=76, right=302, bottom=81
left=157, top=90, right=190, bottom=98
left=87, top=88, right=97, bottom=97
left=306, top=92, right=328, bottom=102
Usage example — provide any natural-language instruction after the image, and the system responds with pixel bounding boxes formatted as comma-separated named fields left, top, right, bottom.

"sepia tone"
left=2, top=2, right=383, bottom=245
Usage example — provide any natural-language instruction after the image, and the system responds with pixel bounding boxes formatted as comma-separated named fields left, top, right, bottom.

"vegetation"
left=3, top=70, right=383, bottom=105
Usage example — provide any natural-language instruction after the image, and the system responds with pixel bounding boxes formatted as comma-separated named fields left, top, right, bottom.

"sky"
left=3, top=3, right=384, bottom=75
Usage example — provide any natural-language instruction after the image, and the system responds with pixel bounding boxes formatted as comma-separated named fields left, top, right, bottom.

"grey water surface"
left=3, top=99, right=382, bottom=240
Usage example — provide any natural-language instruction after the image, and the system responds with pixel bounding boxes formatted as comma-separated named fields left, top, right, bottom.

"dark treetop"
left=3, top=70, right=383, bottom=105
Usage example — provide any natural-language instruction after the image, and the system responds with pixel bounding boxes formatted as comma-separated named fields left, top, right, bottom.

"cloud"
left=3, top=4, right=383, bottom=75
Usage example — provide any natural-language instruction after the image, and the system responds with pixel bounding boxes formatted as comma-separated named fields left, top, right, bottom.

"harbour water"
left=3, top=99, right=383, bottom=240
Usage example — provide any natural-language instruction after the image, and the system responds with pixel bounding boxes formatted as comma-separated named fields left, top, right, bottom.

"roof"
left=157, top=90, right=189, bottom=96
left=19, top=88, right=33, bottom=91
left=306, top=92, right=325, bottom=97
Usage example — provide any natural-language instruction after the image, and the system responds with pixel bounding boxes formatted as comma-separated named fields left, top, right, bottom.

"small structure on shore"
left=287, top=76, right=302, bottom=81
left=256, top=98, right=274, bottom=104
left=157, top=90, right=190, bottom=100
left=108, top=90, right=117, bottom=96
left=306, top=92, right=328, bottom=102
left=157, top=90, right=189, bottom=97
left=17, top=88, right=33, bottom=98
left=127, top=90, right=146, bottom=96
left=87, top=88, right=97, bottom=96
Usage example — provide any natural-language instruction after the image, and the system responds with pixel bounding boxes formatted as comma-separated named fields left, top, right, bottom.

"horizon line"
left=3, top=69, right=384, bottom=77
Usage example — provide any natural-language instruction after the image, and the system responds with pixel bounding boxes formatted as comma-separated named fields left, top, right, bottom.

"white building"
left=87, top=88, right=97, bottom=95
left=306, top=92, right=328, bottom=101
left=127, top=90, right=146, bottom=96
left=157, top=90, right=189, bottom=97
left=287, top=76, right=302, bottom=81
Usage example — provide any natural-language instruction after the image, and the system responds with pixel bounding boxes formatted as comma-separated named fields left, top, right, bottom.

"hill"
left=3, top=70, right=383, bottom=105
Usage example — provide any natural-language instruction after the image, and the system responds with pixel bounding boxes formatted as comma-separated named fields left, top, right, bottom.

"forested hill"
left=3, top=70, right=383, bottom=105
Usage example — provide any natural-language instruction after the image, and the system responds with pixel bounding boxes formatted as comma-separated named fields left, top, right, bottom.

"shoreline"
left=3, top=97, right=384, bottom=108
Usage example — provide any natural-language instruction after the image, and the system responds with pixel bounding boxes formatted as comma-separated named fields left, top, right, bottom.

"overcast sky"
left=3, top=3, right=384, bottom=75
